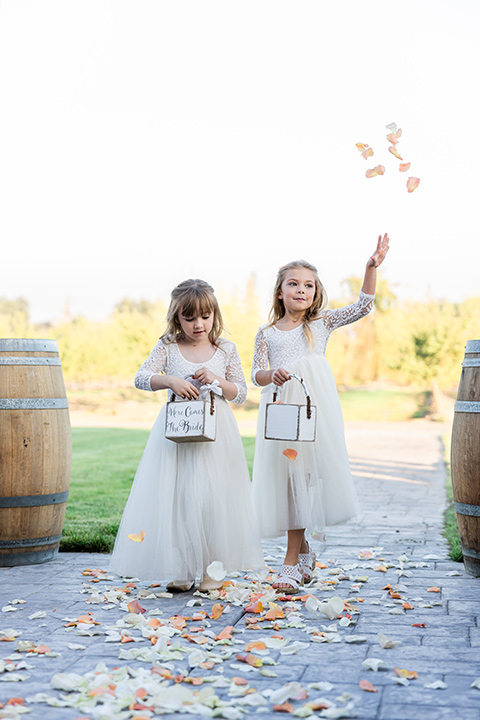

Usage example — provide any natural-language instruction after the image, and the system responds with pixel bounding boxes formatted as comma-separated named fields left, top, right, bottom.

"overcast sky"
left=1, top=0, right=478, bottom=323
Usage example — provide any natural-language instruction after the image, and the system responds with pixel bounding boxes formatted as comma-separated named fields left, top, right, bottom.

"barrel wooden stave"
left=0, top=339, right=71, bottom=566
left=451, top=340, right=480, bottom=577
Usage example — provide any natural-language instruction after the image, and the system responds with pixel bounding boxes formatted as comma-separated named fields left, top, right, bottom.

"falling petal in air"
left=365, top=165, right=385, bottom=179
left=406, top=177, right=420, bottom=193
left=388, top=146, right=403, bottom=160
left=356, top=142, right=374, bottom=160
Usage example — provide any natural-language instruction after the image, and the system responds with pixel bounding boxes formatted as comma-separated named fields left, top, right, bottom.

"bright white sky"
left=1, top=0, right=479, bottom=323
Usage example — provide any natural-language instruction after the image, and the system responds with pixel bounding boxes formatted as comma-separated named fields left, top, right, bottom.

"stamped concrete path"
left=1, top=421, right=479, bottom=720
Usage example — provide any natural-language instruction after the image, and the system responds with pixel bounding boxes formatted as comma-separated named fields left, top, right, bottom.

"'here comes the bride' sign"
left=165, top=397, right=216, bottom=443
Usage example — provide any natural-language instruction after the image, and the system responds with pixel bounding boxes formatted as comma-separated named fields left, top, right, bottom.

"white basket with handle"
left=264, top=373, right=316, bottom=442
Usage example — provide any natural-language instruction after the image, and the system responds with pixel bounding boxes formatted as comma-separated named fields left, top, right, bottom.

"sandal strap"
left=275, top=564, right=302, bottom=589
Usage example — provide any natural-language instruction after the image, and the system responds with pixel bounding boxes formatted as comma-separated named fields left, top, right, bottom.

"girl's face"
left=177, top=306, right=214, bottom=344
left=278, top=267, right=316, bottom=314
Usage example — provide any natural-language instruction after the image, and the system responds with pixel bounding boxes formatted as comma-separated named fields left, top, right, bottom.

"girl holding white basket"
left=111, top=279, right=264, bottom=591
left=251, top=234, right=390, bottom=593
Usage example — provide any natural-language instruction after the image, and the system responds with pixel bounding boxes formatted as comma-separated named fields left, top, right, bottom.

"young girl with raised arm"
left=111, top=279, right=264, bottom=592
left=251, top=234, right=390, bottom=593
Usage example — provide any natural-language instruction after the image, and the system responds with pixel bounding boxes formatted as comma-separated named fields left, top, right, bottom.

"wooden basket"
left=265, top=374, right=316, bottom=442
left=165, top=390, right=216, bottom=443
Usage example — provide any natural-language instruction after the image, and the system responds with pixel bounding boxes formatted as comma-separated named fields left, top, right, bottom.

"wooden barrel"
left=451, top=339, right=480, bottom=577
left=0, top=339, right=71, bottom=565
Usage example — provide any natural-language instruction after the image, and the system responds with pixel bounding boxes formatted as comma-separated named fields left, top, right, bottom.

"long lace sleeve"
left=323, top=291, right=375, bottom=331
left=134, top=340, right=167, bottom=392
left=251, top=326, right=269, bottom=386
left=224, top=342, right=247, bottom=404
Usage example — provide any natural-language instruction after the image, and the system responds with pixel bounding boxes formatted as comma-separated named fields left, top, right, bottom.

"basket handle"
left=272, top=373, right=312, bottom=420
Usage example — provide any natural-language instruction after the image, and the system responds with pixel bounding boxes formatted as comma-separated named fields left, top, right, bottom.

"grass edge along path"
left=442, top=432, right=463, bottom=562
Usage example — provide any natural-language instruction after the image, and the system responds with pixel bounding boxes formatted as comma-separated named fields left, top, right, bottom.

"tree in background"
left=0, top=296, right=31, bottom=337
left=327, top=276, right=398, bottom=385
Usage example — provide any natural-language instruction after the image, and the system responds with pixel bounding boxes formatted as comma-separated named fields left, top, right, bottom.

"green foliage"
left=0, top=295, right=31, bottom=337
left=1, top=280, right=478, bottom=394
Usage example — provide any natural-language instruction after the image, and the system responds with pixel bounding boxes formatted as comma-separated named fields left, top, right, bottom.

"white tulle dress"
left=251, top=291, right=375, bottom=538
left=110, top=338, right=265, bottom=582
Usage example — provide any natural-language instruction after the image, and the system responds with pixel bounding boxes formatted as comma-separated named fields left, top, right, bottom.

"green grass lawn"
left=61, top=428, right=256, bottom=553
left=61, top=388, right=449, bottom=553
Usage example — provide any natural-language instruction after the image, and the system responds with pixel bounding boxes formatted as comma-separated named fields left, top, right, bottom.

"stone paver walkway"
left=1, top=421, right=479, bottom=719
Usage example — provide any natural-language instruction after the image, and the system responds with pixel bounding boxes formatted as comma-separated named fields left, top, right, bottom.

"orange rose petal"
left=215, top=625, right=234, bottom=641
left=232, top=676, right=249, bottom=685
left=127, top=600, right=146, bottom=615
left=412, top=622, right=426, bottom=628
left=427, top=586, right=440, bottom=593
left=283, top=448, right=298, bottom=461
left=359, top=679, right=378, bottom=693
left=5, top=699, right=25, bottom=706
left=394, top=667, right=418, bottom=679
left=210, top=603, right=224, bottom=620
left=127, top=530, right=146, bottom=543
left=245, top=641, right=267, bottom=652
left=245, top=600, right=264, bottom=614
left=356, top=142, right=374, bottom=160
left=273, top=701, right=295, bottom=713
left=147, top=618, right=162, bottom=629
left=386, top=129, right=402, bottom=145
left=399, top=162, right=411, bottom=172
left=388, top=146, right=403, bottom=160
left=407, top=176, right=420, bottom=193
left=235, top=653, right=263, bottom=668
left=120, top=635, right=134, bottom=644
left=402, top=602, right=414, bottom=610
left=200, top=661, right=215, bottom=669
left=365, top=165, right=385, bottom=178
left=265, top=607, right=285, bottom=621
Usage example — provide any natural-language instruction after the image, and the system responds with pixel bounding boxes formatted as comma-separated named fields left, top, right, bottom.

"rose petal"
left=283, top=449, right=298, bottom=461
left=359, top=679, right=378, bottom=692
left=356, top=142, right=374, bottom=160
left=127, top=530, right=146, bottom=543
left=206, top=561, right=226, bottom=582
left=406, top=177, right=420, bottom=193
left=399, top=163, right=411, bottom=172
left=365, top=165, right=385, bottom=178
left=388, top=146, right=403, bottom=160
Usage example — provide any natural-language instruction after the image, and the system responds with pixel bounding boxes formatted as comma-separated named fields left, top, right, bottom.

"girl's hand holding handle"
left=272, top=368, right=291, bottom=387
left=169, top=377, right=199, bottom=400
left=368, top=232, right=390, bottom=268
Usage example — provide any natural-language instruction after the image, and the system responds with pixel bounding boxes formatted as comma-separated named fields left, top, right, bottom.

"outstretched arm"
left=361, top=233, right=390, bottom=295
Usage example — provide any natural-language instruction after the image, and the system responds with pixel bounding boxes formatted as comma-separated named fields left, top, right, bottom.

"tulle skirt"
left=252, top=354, right=360, bottom=538
left=110, top=398, right=265, bottom=581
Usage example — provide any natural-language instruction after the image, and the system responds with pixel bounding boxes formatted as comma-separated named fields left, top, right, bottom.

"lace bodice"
left=135, top=338, right=247, bottom=404
left=251, top=291, right=375, bottom=384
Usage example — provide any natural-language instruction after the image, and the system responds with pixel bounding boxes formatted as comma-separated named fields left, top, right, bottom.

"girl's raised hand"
left=169, top=377, right=199, bottom=400
left=368, top=233, right=390, bottom=268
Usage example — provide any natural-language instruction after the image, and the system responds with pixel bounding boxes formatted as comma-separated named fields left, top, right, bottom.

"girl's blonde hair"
left=268, top=260, right=328, bottom=346
left=161, top=279, right=224, bottom=347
